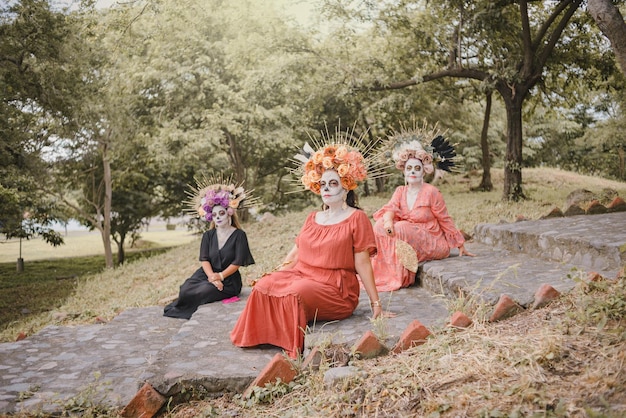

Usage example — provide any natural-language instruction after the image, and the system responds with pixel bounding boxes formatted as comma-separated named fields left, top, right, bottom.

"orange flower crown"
left=291, top=127, right=389, bottom=195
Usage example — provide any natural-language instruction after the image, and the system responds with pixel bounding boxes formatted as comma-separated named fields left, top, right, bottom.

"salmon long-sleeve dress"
left=370, top=183, right=465, bottom=292
left=230, top=210, right=376, bottom=358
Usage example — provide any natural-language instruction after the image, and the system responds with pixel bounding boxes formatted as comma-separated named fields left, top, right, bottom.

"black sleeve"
left=232, top=230, right=255, bottom=266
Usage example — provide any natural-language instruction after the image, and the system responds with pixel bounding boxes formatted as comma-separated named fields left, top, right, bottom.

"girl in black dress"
left=164, top=183, right=255, bottom=319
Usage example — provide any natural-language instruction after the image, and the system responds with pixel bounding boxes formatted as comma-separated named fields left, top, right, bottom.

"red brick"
left=243, top=353, right=297, bottom=398
left=587, top=271, right=604, bottom=282
left=448, top=311, right=472, bottom=328
left=586, top=200, right=607, bottom=214
left=301, top=346, right=323, bottom=371
left=120, top=382, right=165, bottom=418
left=352, top=330, right=388, bottom=359
left=532, top=284, right=561, bottom=309
left=391, top=320, right=431, bottom=354
left=607, top=196, right=626, bottom=212
left=541, top=207, right=563, bottom=219
left=489, top=294, right=523, bottom=322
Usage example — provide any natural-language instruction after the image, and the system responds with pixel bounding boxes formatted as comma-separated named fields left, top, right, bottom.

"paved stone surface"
left=0, top=211, right=624, bottom=415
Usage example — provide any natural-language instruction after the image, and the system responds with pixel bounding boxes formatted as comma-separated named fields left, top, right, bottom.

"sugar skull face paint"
left=320, top=170, right=345, bottom=206
left=211, top=205, right=229, bottom=226
left=404, top=158, right=424, bottom=185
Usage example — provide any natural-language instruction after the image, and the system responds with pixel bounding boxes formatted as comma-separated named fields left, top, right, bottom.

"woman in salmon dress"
left=230, top=140, right=384, bottom=359
left=370, top=128, right=474, bottom=292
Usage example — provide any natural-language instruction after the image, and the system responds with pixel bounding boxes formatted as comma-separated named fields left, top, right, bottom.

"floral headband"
left=185, top=175, right=255, bottom=222
left=291, top=127, right=388, bottom=195
left=385, top=123, right=456, bottom=174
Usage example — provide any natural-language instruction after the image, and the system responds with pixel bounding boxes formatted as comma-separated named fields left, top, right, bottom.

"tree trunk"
left=476, top=91, right=493, bottom=191
left=502, top=93, right=525, bottom=201
left=588, top=0, right=626, bottom=76
left=116, top=238, right=125, bottom=265
left=102, top=139, right=114, bottom=268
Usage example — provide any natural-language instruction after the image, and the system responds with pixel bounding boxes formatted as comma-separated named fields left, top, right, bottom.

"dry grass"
left=1, top=167, right=625, bottom=417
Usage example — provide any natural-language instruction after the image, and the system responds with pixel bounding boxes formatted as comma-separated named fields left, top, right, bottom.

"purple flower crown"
left=201, top=189, right=234, bottom=222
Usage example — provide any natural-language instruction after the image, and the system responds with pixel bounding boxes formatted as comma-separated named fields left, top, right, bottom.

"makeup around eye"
left=320, top=180, right=340, bottom=188
left=405, top=165, right=422, bottom=172
left=212, top=210, right=226, bottom=217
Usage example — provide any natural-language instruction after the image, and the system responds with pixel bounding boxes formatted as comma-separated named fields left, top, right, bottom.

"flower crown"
left=291, top=126, right=388, bottom=195
left=384, top=122, right=456, bottom=174
left=185, top=175, right=254, bottom=222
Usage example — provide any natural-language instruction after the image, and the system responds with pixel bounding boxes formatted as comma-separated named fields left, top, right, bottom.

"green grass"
left=0, top=249, right=172, bottom=333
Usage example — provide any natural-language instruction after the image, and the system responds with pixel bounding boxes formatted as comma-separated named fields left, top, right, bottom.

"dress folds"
left=164, top=228, right=254, bottom=319
left=370, top=183, right=464, bottom=292
left=230, top=210, right=376, bottom=358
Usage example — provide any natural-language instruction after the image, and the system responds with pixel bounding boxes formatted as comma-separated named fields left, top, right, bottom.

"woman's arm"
left=279, top=244, right=299, bottom=270
left=354, top=250, right=383, bottom=319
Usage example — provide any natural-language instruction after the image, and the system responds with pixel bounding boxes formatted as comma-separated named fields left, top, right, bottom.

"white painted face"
left=211, top=205, right=230, bottom=227
left=404, top=158, right=424, bottom=185
left=320, top=170, right=345, bottom=206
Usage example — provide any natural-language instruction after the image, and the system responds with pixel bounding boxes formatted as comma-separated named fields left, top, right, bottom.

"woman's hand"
left=209, top=273, right=224, bottom=291
left=371, top=305, right=397, bottom=319
left=383, top=220, right=394, bottom=236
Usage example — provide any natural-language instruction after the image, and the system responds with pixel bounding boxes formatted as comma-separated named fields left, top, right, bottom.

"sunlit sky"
left=51, top=0, right=318, bottom=28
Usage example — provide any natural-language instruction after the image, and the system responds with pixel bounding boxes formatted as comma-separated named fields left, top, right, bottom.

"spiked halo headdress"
left=289, top=124, right=391, bottom=194
left=184, top=174, right=257, bottom=222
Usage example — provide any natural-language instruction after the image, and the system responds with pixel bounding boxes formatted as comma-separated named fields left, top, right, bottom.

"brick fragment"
left=120, top=382, right=166, bottom=418
left=607, top=196, right=626, bottom=212
left=587, top=271, right=604, bottom=282
left=352, top=330, right=388, bottom=359
left=541, top=207, right=563, bottom=219
left=448, top=311, right=472, bottom=328
left=586, top=200, right=607, bottom=215
left=563, top=204, right=585, bottom=217
left=391, top=320, right=431, bottom=354
left=243, top=353, right=297, bottom=398
left=532, top=284, right=561, bottom=309
left=489, top=294, right=523, bottom=322
left=301, top=346, right=323, bottom=371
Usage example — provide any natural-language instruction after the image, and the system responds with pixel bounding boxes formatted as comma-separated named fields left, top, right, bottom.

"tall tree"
left=588, top=0, right=626, bottom=75
left=323, top=0, right=611, bottom=200
left=0, top=0, right=82, bottom=252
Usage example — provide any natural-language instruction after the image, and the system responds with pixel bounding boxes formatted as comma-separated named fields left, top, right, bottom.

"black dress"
left=163, top=228, right=255, bottom=319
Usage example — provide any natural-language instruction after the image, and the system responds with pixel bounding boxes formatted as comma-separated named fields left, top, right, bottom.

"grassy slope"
left=2, top=168, right=626, bottom=417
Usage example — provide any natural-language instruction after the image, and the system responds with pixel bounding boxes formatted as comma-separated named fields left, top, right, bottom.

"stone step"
left=420, top=242, right=607, bottom=309
left=0, top=307, right=181, bottom=414
left=472, top=211, right=626, bottom=272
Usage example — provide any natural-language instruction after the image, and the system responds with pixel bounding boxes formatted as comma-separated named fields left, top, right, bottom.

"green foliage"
left=0, top=0, right=81, bottom=245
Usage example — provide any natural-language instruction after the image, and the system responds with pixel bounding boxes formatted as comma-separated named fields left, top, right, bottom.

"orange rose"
left=322, top=156, right=335, bottom=169
left=305, top=160, right=316, bottom=172
left=335, top=145, right=348, bottom=160
left=341, top=175, right=357, bottom=190
left=323, top=146, right=337, bottom=157
left=308, top=170, right=322, bottom=183
left=337, top=163, right=350, bottom=177
left=309, top=182, right=321, bottom=194
left=312, top=152, right=324, bottom=165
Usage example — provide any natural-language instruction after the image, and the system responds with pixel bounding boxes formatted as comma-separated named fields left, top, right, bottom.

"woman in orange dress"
left=371, top=127, right=474, bottom=292
left=230, top=138, right=384, bottom=359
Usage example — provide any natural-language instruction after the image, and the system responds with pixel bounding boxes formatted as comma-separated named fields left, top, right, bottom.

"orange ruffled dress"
left=230, top=210, right=376, bottom=358
left=370, top=183, right=465, bottom=292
